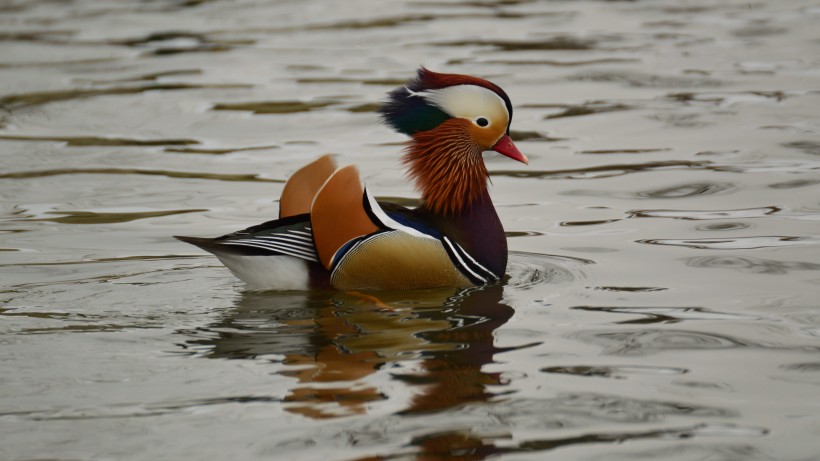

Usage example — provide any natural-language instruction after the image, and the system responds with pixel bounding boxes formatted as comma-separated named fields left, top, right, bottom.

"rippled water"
left=2, top=0, right=820, bottom=459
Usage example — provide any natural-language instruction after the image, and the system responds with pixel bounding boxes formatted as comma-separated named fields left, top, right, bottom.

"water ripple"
left=506, top=251, right=593, bottom=290
left=667, top=90, right=788, bottom=105
left=570, top=329, right=750, bottom=355
left=630, top=206, right=780, bottom=220
left=572, top=306, right=763, bottom=324
left=636, top=181, right=735, bottom=199
left=16, top=209, right=207, bottom=225
left=0, top=134, right=199, bottom=147
left=212, top=100, right=338, bottom=114
left=694, top=222, right=752, bottom=231
left=0, top=83, right=250, bottom=110
left=165, top=145, right=279, bottom=155
left=468, top=393, right=734, bottom=425
left=768, top=178, right=820, bottom=189
left=541, top=365, right=688, bottom=379
left=570, top=71, right=724, bottom=88
left=638, top=236, right=820, bottom=250
left=112, top=31, right=254, bottom=56
left=780, top=362, right=820, bottom=372
left=0, top=168, right=283, bottom=183
left=478, top=57, right=641, bottom=67
left=562, top=207, right=778, bottom=227
left=685, top=256, right=820, bottom=274
left=435, top=36, right=599, bottom=51
left=580, top=148, right=671, bottom=155
left=541, top=102, right=633, bottom=119
left=492, top=160, right=708, bottom=180
left=782, top=140, right=820, bottom=156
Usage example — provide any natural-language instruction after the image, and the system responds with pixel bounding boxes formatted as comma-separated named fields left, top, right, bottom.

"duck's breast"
left=329, top=230, right=473, bottom=290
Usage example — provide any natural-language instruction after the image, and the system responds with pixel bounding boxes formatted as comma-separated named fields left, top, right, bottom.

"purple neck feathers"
left=428, top=188, right=507, bottom=278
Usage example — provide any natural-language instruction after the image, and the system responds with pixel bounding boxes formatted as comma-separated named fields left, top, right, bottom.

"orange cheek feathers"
left=467, top=121, right=507, bottom=150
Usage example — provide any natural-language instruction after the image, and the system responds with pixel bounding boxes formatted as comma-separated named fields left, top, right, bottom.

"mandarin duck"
left=176, top=68, right=528, bottom=291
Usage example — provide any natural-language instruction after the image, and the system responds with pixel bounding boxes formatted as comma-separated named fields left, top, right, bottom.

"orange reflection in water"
left=191, top=284, right=514, bottom=420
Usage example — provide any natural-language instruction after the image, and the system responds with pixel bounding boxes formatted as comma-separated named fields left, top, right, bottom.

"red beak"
left=491, top=135, right=528, bottom=164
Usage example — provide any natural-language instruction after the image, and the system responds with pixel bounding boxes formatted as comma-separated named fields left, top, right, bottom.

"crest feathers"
left=378, top=67, right=513, bottom=136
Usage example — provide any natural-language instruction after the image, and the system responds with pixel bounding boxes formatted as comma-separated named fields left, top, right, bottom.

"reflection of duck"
left=395, top=285, right=514, bottom=415
left=176, top=67, right=527, bottom=291
left=184, top=283, right=513, bottom=419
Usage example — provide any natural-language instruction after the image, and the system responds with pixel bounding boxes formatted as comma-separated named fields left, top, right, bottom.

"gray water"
left=2, top=1, right=820, bottom=460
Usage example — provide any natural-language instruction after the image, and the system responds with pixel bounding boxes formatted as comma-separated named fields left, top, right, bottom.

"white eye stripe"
left=416, top=85, right=509, bottom=125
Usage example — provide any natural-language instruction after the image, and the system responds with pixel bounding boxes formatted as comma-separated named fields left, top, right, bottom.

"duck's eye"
left=475, top=117, right=489, bottom=127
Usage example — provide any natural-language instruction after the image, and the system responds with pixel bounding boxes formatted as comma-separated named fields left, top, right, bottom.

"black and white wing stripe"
left=223, top=227, right=318, bottom=262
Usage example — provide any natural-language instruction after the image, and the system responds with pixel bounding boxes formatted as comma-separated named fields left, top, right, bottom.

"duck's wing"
left=174, top=214, right=327, bottom=290
left=175, top=213, right=318, bottom=262
left=310, top=165, right=381, bottom=268
left=279, top=154, right=338, bottom=219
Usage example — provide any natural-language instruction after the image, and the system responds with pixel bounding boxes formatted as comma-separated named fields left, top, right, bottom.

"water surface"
left=2, top=1, right=819, bottom=460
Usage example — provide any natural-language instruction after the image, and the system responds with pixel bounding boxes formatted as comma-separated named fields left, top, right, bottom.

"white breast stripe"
left=452, top=240, right=498, bottom=281
left=364, top=186, right=436, bottom=240
left=442, top=237, right=486, bottom=284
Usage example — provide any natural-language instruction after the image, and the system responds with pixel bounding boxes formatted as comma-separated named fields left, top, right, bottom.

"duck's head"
left=379, top=67, right=527, bottom=215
